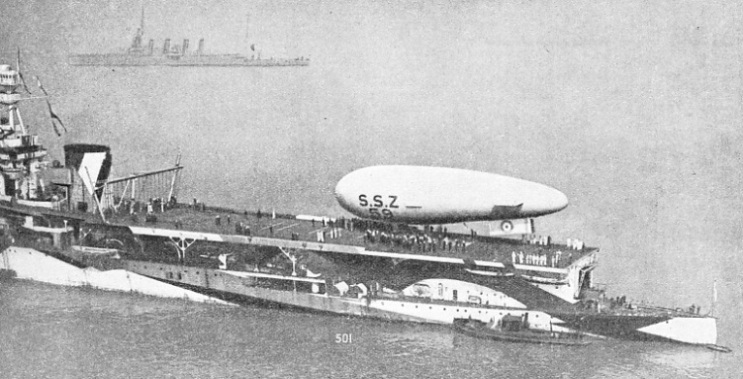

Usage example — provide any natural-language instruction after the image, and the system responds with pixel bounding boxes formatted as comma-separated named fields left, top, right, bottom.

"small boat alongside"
left=705, top=344, right=732, bottom=353
left=453, top=316, right=591, bottom=346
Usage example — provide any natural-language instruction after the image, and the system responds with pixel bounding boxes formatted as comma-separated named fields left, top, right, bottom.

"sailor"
left=215, top=215, right=221, bottom=226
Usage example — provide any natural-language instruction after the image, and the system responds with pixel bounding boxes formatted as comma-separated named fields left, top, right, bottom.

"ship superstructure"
left=0, top=64, right=59, bottom=208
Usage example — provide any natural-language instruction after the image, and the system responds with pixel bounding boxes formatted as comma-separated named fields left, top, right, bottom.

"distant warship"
left=69, top=9, right=309, bottom=67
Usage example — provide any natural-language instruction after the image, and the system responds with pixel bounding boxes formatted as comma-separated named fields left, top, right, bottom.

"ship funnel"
left=182, top=39, right=189, bottom=56
left=197, top=38, right=204, bottom=55
left=64, top=144, right=112, bottom=199
left=162, top=39, right=171, bottom=54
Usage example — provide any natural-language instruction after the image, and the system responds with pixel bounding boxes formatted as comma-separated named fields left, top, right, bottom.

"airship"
left=334, top=165, right=568, bottom=224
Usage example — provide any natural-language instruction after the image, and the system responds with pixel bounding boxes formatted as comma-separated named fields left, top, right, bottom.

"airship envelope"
left=334, top=165, right=568, bottom=224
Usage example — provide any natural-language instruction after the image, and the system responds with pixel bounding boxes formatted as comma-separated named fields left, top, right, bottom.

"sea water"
left=0, top=280, right=739, bottom=379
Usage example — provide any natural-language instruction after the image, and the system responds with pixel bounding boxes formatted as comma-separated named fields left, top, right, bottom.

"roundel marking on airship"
left=501, top=221, right=513, bottom=232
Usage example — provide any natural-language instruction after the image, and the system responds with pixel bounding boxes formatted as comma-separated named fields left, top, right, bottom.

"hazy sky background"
left=1, top=0, right=742, bottom=342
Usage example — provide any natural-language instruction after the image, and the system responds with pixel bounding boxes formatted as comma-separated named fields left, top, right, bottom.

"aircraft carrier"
left=0, top=60, right=721, bottom=347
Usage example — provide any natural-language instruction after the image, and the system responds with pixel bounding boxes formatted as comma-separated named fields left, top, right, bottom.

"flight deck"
left=94, top=202, right=597, bottom=275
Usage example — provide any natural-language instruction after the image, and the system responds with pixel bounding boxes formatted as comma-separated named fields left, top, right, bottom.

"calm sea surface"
left=0, top=280, right=739, bottom=379
left=1, top=0, right=742, bottom=377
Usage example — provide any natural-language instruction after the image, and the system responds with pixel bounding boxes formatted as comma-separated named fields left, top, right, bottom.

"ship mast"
left=130, top=7, right=146, bottom=52
left=245, top=12, right=251, bottom=55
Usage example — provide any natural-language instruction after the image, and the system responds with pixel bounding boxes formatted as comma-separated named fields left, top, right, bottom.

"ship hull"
left=0, top=246, right=717, bottom=346
left=68, top=54, right=309, bottom=67
left=0, top=246, right=232, bottom=305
